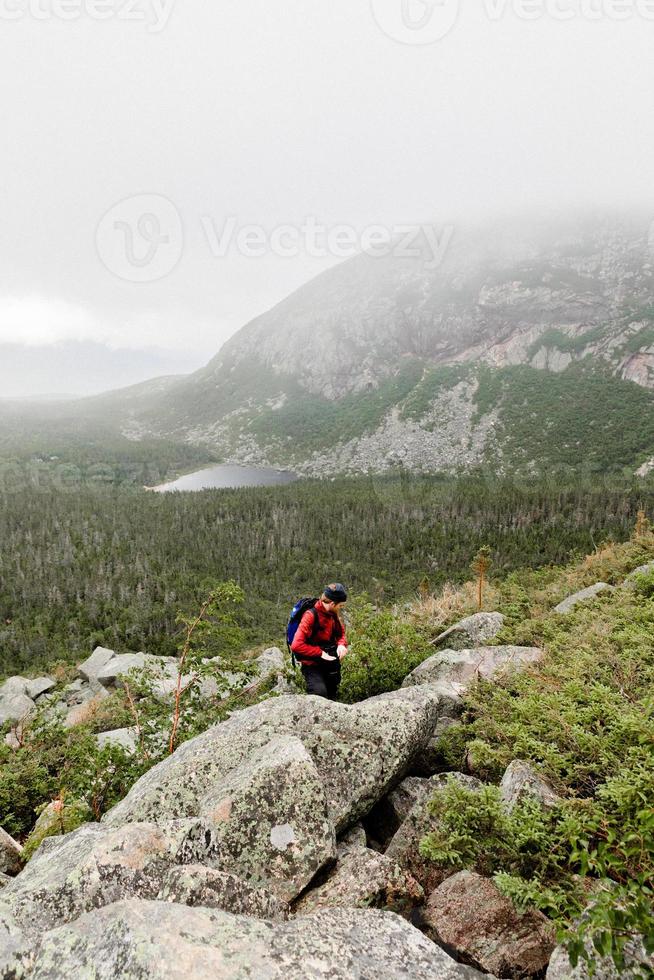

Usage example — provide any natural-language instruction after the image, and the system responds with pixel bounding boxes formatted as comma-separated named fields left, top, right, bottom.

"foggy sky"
left=1, top=0, right=653, bottom=395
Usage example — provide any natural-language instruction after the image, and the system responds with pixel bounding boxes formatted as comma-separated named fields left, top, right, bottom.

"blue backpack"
left=286, top=597, right=323, bottom=667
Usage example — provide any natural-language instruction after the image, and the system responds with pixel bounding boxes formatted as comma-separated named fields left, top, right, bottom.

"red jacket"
left=290, top=600, right=348, bottom=661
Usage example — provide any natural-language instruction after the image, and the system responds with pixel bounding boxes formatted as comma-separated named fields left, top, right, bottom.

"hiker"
left=290, top=583, right=349, bottom=700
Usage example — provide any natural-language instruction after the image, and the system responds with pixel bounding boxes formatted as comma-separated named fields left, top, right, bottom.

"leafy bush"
left=338, top=600, right=432, bottom=703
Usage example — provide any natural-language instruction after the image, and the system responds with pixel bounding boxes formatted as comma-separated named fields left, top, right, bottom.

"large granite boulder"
left=1, top=821, right=188, bottom=933
left=500, top=761, right=562, bottom=812
left=402, top=647, right=544, bottom=692
left=432, top=612, right=505, bottom=650
left=385, top=773, right=483, bottom=892
left=175, top=736, right=336, bottom=903
left=103, top=687, right=441, bottom=833
left=0, top=829, right=22, bottom=876
left=159, top=866, right=289, bottom=921
left=293, top=845, right=423, bottom=915
left=553, top=583, right=613, bottom=615
left=2, top=899, right=490, bottom=979
left=423, top=870, right=556, bottom=977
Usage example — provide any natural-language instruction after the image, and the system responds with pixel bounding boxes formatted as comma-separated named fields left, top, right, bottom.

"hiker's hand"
left=320, top=651, right=337, bottom=662
left=337, top=645, right=348, bottom=660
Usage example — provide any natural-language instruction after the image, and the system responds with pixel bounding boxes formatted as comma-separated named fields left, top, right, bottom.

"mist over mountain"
left=0, top=341, right=204, bottom=400
left=2, top=211, right=653, bottom=478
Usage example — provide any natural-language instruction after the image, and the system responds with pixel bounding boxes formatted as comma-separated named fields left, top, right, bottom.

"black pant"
left=301, top=658, right=341, bottom=700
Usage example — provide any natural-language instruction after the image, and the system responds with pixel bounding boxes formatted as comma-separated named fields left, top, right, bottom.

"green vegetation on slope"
left=2, top=474, right=652, bottom=678
left=475, top=362, right=654, bottom=471
left=417, top=531, right=654, bottom=973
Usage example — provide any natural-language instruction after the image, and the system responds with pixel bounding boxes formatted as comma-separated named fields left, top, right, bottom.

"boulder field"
left=2, top=613, right=633, bottom=979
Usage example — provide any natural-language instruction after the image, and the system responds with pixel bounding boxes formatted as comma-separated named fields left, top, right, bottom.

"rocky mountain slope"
left=3, top=211, right=654, bottom=477
left=1, top=528, right=653, bottom=977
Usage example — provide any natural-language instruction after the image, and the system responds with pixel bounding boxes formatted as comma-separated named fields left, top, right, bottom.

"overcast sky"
left=1, top=0, right=653, bottom=395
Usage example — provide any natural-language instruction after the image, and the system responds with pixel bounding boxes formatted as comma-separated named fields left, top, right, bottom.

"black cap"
left=324, top=583, right=348, bottom=603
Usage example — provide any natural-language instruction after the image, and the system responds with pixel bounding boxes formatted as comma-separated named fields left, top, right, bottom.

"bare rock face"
left=553, top=584, right=613, bottom=615
left=500, top=761, right=562, bottom=812
left=174, top=736, right=336, bottom=904
left=103, top=688, right=441, bottom=833
left=423, top=871, right=556, bottom=977
left=385, top=773, right=483, bottom=892
left=158, top=865, right=289, bottom=921
left=402, top=647, right=544, bottom=692
left=293, top=846, right=423, bottom=916
left=2, top=899, right=490, bottom=979
left=0, top=829, right=22, bottom=877
left=432, top=613, right=506, bottom=651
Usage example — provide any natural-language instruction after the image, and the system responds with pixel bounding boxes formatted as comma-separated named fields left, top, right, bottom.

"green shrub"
left=338, top=600, right=432, bottom=703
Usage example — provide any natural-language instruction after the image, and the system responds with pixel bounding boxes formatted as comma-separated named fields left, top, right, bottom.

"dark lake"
left=152, top=464, right=298, bottom=493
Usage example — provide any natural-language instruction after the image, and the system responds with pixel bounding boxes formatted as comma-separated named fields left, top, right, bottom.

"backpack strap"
left=290, top=605, right=320, bottom=669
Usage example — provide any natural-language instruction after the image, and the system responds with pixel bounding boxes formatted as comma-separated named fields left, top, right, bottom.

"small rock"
left=423, top=870, right=556, bottom=977
left=432, top=612, right=505, bottom=650
left=96, top=727, right=139, bottom=754
left=77, top=646, right=117, bottom=683
left=25, top=677, right=56, bottom=700
left=0, top=683, right=35, bottom=726
left=293, top=845, right=423, bottom=916
left=159, top=865, right=288, bottom=920
left=500, top=761, right=562, bottom=812
left=554, top=584, right=613, bottom=615
left=255, top=647, right=285, bottom=681
left=0, top=828, right=23, bottom=876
